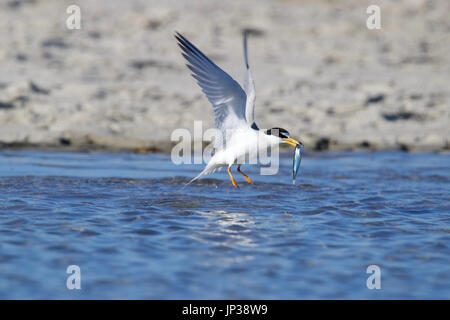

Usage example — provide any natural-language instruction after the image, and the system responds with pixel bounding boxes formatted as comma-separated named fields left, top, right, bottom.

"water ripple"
left=0, top=150, right=449, bottom=299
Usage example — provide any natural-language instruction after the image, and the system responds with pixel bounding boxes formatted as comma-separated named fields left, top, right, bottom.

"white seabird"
left=175, top=32, right=302, bottom=187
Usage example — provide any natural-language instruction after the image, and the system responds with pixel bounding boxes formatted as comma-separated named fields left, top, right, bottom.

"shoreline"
left=1, top=142, right=448, bottom=154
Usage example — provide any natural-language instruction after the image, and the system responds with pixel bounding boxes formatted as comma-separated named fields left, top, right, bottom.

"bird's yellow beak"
left=283, top=137, right=300, bottom=147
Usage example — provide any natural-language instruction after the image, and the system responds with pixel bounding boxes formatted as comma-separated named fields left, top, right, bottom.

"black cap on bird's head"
left=265, top=127, right=290, bottom=139
left=265, top=127, right=303, bottom=147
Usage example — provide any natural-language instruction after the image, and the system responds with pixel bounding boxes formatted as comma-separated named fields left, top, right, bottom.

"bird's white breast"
left=210, top=128, right=279, bottom=167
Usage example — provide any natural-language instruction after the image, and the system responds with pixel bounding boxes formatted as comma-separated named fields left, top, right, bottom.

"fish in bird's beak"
left=292, top=143, right=303, bottom=185
left=283, top=137, right=304, bottom=184
left=283, top=137, right=301, bottom=147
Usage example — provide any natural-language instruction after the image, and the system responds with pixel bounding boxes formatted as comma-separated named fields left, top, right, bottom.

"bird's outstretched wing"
left=175, top=32, right=248, bottom=149
left=243, top=31, right=256, bottom=127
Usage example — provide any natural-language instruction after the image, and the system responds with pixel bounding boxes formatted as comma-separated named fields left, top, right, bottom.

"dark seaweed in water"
left=0, top=150, right=449, bottom=299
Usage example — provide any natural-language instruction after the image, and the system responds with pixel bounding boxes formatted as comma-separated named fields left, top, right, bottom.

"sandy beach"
left=0, top=0, right=448, bottom=152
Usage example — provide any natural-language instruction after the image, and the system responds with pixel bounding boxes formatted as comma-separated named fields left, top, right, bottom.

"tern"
left=175, top=32, right=302, bottom=187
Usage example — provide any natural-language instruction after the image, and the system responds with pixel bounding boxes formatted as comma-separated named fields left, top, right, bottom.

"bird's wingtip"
left=174, top=31, right=183, bottom=40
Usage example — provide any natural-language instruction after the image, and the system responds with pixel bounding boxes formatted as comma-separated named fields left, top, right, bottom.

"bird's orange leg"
left=237, top=165, right=253, bottom=184
left=227, top=166, right=239, bottom=188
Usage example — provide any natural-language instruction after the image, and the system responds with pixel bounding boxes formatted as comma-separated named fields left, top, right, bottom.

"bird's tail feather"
left=185, top=170, right=208, bottom=186
left=185, top=165, right=220, bottom=186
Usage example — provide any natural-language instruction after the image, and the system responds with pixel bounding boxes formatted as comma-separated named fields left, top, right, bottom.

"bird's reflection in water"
left=193, top=210, right=257, bottom=249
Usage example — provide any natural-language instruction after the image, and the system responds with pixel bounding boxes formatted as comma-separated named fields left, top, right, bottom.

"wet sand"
left=0, top=0, right=448, bottom=152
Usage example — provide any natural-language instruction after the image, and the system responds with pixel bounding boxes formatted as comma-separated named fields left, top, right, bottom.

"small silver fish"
left=292, top=144, right=303, bottom=185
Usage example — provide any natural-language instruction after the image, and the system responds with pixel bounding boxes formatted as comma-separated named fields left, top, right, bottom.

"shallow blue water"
left=0, top=150, right=449, bottom=299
